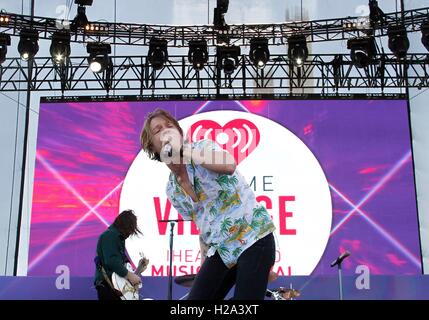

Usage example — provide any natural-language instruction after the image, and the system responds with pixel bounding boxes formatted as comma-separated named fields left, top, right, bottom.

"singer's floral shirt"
left=166, top=139, right=275, bottom=268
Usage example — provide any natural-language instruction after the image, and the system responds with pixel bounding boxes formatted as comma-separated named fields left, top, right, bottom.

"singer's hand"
left=160, top=130, right=182, bottom=160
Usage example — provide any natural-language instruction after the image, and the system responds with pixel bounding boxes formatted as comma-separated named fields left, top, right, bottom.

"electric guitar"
left=266, top=287, right=301, bottom=300
left=111, top=253, right=149, bottom=300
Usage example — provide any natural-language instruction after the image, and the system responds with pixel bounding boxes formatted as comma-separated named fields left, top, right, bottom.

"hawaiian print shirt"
left=166, top=139, right=276, bottom=268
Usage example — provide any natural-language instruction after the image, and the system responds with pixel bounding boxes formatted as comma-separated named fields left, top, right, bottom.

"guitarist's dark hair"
left=113, top=210, right=142, bottom=238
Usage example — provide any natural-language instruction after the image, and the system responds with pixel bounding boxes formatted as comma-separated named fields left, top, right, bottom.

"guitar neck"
left=134, top=259, right=148, bottom=275
left=135, top=265, right=143, bottom=275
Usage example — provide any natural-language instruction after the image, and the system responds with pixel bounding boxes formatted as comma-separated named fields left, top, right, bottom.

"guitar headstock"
left=135, top=253, right=149, bottom=275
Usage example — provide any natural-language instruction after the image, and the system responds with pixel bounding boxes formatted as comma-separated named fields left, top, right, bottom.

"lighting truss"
left=1, top=53, right=428, bottom=94
left=0, top=6, right=428, bottom=47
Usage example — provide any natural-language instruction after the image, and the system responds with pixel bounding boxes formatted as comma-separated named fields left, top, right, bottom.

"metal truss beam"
left=0, top=6, right=428, bottom=47
left=1, top=54, right=428, bottom=94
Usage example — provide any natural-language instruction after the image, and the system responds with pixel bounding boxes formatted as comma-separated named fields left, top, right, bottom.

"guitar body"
left=112, top=255, right=149, bottom=300
left=112, top=267, right=141, bottom=300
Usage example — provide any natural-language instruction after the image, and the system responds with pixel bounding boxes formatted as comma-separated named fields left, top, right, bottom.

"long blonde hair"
left=140, top=108, right=183, bottom=161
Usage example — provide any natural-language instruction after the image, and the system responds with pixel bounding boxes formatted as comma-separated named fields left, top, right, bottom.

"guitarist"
left=94, top=210, right=142, bottom=300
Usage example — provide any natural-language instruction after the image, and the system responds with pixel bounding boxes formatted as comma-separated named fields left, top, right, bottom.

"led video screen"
left=28, top=97, right=421, bottom=277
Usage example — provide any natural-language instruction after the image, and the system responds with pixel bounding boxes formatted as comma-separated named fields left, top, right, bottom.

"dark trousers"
left=95, top=281, right=122, bottom=301
left=188, top=232, right=275, bottom=300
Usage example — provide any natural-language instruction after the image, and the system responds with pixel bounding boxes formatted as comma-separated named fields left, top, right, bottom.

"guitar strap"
left=100, top=266, right=114, bottom=288
left=99, top=264, right=123, bottom=298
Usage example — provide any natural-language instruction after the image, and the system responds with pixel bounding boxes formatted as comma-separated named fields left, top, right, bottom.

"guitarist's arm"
left=126, top=271, right=141, bottom=286
left=102, top=234, right=141, bottom=285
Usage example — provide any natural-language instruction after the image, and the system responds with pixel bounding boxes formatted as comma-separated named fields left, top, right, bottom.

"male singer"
left=140, top=108, right=276, bottom=300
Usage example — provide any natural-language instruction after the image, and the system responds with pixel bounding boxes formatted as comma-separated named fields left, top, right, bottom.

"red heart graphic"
left=186, top=119, right=260, bottom=165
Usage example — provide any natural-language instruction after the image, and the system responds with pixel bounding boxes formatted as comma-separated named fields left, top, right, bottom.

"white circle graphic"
left=120, top=110, right=332, bottom=276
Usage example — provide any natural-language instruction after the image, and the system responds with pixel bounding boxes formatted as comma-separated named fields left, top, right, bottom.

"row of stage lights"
left=1, top=1, right=429, bottom=73
left=0, top=28, right=311, bottom=73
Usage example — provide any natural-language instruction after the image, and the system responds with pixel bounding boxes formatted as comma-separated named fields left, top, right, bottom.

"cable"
left=0, top=92, right=39, bottom=115
left=4, top=91, right=22, bottom=276
left=67, top=0, right=74, bottom=20
left=410, top=87, right=429, bottom=101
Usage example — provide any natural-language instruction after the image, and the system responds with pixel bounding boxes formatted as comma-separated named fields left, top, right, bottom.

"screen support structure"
left=13, top=0, right=35, bottom=276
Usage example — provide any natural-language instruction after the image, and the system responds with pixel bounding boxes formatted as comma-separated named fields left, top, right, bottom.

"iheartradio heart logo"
left=186, top=119, right=260, bottom=165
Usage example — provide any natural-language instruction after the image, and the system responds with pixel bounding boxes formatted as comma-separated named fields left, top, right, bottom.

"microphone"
left=330, top=251, right=350, bottom=267
left=164, top=143, right=173, bottom=157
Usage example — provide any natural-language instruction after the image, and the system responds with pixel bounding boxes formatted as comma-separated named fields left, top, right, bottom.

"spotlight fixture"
left=87, top=42, right=111, bottom=73
left=217, top=45, right=240, bottom=75
left=148, top=38, right=168, bottom=70
left=0, top=33, right=11, bottom=65
left=288, top=35, right=308, bottom=67
left=387, top=25, right=409, bottom=59
left=213, top=0, right=229, bottom=30
left=347, top=37, right=376, bottom=68
left=422, top=19, right=429, bottom=52
left=0, top=13, right=10, bottom=25
left=72, top=6, right=89, bottom=30
left=216, top=33, right=230, bottom=46
left=18, top=29, right=39, bottom=61
left=249, top=38, right=270, bottom=69
left=369, top=0, right=385, bottom=27
left=75, top=0, right=93, bottom=4
left=84, top=23, right=108, bottom=34
left=72, top=0, right=93, bottom=30
left=188, top=40, right=208, bottom=71
left=343, top=19, right=370, bottom=31
left=50, top=31, right=71, bottom=64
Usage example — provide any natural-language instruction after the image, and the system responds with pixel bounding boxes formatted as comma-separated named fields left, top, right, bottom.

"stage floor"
left=1, top=275, right=428, bottom=300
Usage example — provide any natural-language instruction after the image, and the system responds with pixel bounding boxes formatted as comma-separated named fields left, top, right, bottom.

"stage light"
left=217, top=0, right=229, bottom=12
left=73, top=6, right=89, bottom=30
left=343, top=19, right=370, bottom=31
left=213, top=0, right=229, bottom=29
left=0, top=33, right=11, bottom=65
left=84, top=23, right=108, bottom=34
left=50, top=31, right=71, bottom=65
left=0, top=13, right=10, bottom=25
left=188, top=40, right=208, bottom=71
left=387, top=25, right=409, bottom=59
left=216, top=33, right=229, bottom=46
left=249, top=38, right=270, bottom=69
left=288, top=35, right=308, bottom=67
left=422, top=19, right=429, bottom=52
left=347, top=37, right=376, bottom=68
left=217, top=45, right=240, bottom=75
left=75, top=0, right=93, bottom=5
left=18, top=29, right=39, bottom=61
left=72, top=0, right=93, bottom=30
left=148, top=38, right=168, bottom=70
left=87, top=42, right=111, bottom=73
left=369, top=0, right=385, bottom=26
